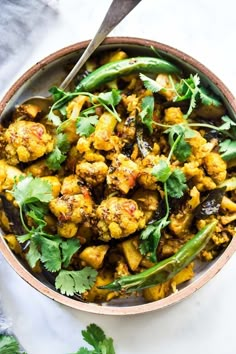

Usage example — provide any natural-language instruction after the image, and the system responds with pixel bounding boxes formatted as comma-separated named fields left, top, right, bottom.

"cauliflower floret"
left=0, top=160, right=24, bottom=192
left=4, top=120, right=53, bottom=164
left=76, top=161, right=108, bottom=186
left=163, top=107, right=185, bottom=125
left=132, top=189, right=159, bottom=222
left=204, top=152, right=227, bottom=184
left=107, top=154, right=139, bottom=194
left=93, top=112, right=117, bottom=151
left=61, top=175, right=82, bottom=195
left=137, top=154, right=160, bottom=190
left=96, top=197, right=146, bottom=241
left=40, top=176, right=61, bottom=198
left=49, top=193, right=94, bottom=223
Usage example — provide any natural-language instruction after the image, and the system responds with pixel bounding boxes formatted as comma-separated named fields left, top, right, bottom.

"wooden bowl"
left=0, top=37, right=236, bottom=315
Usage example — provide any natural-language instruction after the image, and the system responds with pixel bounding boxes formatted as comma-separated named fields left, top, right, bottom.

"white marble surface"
left=0, top=0, right=236, bottom=353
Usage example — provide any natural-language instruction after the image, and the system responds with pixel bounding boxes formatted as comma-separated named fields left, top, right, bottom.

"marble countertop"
left=0, top=0, right=236, bottom=353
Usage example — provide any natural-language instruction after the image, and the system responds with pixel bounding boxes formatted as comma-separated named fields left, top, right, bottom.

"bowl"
left=0, top=37, right=236, bottom=315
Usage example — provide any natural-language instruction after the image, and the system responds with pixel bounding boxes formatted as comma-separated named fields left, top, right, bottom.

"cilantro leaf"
left=140, top=217, right=169, bottom=262
left=49, top=86, right=67, bottom=102
left=76, top=115, right=99, bottom=137
left=0, top=334, right=21, bottom=354
left=47, top=110, right=62, bottom=126
left=37, top=236, right=62, bottom=272
left=152, top=160, right=171, bottom=182
left=46, top=133, right=70, bottom=170
left=61, top=238, right=81, bottom=268
left=165, top=124, right=194, bottom=162
left=82, top=324, right=105, bottom=350
left=139, top=96, right=154, bottom=133
left=139, top=73, right=163, bottom=93
left=55, top=267, right=98, bottom=296
left=73, top=348, right=92, bottom=354
left=174, top=136, right=192, bottom=162
left=198, top=86, right=221, bottom=107
left=47, top=146, right=66, bottom=170
left=166, top=169, right=187, bottom=198
left=97, top=89, right=121, bottom=122
left=98, top=89, right=121, bottom=107
left=26, top=239, right=41, bottom=268
left=71, top=324, right=116, bottom=354
left=219, top=139, right=236, bottom=161
left=11, top=176, right=53, bottom=207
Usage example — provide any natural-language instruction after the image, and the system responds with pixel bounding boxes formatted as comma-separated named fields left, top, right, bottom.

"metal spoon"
left=22, top=0, right=142, bottom=114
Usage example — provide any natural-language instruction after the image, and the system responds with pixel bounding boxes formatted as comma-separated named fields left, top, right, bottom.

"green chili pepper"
left=76, top=57, right=181, bottom=92
left=101, top=221, right=217, bottom=292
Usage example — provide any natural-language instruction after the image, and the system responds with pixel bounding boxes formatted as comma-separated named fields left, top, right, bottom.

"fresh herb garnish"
left=139, top=182, right=170, bottom=262
left=165, top=123, right=195, bottom=162
left=166, top=169, right=187, bottom=198
left=0, top=334, right=24, bottom=354
left=139, top=73, right=221, bottom=119
left=140, top=133, right=187, bottom=261
left=219, top=139, right=236, bottom=161
left=71, top=323, right=116, bottom=354
left=139, top=73, right=163, bottom=93
left=139, top=96, right=155, bottom=133
left=76, top=115, right=99, bottom=137
left=55, top=267, right=98, bottom=296
left=11, top=176, right=80, bottom=272
left=48, top=88, right=122, bottom=128
left=46, top=133, right=70, bottom=170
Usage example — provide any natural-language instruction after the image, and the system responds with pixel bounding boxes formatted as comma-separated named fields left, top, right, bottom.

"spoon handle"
left=59, top=0, right=142, bottom=90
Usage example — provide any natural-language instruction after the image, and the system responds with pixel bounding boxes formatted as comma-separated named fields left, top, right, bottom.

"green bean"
left=101, top=221, right=217, bottom=292
left=76, top=57, right=181, bottom=92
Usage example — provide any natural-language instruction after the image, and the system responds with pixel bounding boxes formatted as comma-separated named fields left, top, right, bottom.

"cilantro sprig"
left=11, top=176, right=81, bottom=272
left=139, top=96, right=155, bottom=133
left=47, top=87, right=122, bottom=129
left=139, top=73, right=222, bottom=119
left=140, top=133, right=187, bottom=261
left=165, top=123, right=195, bottom=162
left=71, top=323, right=115, bottom=354
left=0, top=334, right=25, bottom=354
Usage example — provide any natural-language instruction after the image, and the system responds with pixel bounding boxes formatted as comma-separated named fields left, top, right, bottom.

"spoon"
left=22, top=0, right=142, bottom=115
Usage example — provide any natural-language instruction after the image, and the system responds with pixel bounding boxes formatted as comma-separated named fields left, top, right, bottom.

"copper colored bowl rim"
left=0, top=37, right=236, bottom=315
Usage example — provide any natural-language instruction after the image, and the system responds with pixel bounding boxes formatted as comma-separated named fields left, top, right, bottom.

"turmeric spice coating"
left=0, top=50, right=235, bottom=304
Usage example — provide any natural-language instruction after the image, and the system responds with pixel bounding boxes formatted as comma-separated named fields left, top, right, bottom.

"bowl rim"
left=0, top=36, right=236, bottom=315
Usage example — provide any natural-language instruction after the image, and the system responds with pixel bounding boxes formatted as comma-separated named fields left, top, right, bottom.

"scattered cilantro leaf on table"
left=71, top=324, right=116, bottom=354
left=0, top=334, right=23, bottom=354
left=55, top=267, right=98, bottom=296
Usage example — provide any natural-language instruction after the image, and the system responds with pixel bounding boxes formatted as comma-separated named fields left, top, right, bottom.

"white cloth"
left=0, top=0, right=58, bottom=93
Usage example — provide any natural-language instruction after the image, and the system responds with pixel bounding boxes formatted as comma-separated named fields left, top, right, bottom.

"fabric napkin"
left=0, top=0, right=58, bottom=94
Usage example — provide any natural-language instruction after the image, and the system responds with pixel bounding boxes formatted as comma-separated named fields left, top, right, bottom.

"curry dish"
left=0, top=50, right=235, bottom=303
